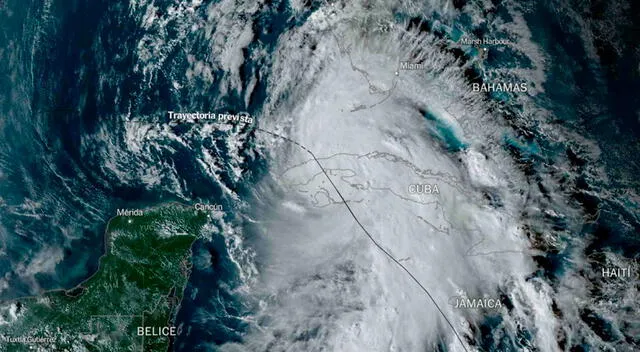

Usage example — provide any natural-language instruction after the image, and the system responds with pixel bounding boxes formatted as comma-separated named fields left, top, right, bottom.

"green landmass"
left=0, top=204, right=207, bottom=352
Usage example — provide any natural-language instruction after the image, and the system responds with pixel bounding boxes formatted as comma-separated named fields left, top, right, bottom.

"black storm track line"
left=256, top=128, right=470, bottom=352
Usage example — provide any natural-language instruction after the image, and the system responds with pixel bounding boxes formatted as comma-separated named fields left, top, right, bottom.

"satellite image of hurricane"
left=0, top=0, right=639, bottom=351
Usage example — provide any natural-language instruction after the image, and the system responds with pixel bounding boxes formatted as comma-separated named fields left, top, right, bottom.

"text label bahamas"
left=472, top=82, right=528, bottom=93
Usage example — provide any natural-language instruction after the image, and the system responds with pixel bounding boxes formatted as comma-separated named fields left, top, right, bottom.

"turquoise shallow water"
left=423, top=109, right=468, bottom=152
